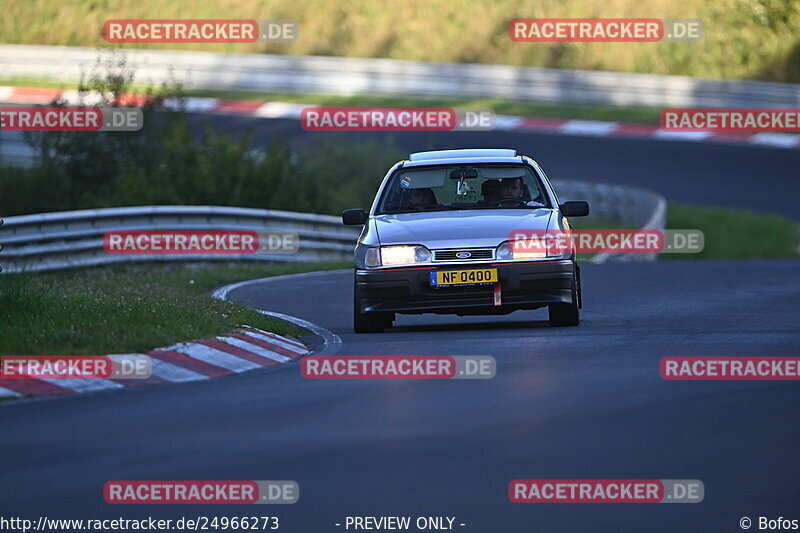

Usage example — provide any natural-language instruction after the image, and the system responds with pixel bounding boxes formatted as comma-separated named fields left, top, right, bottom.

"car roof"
left=403, top=149, right=524, bottom=168
left=409, top=149, right=517, bottom=161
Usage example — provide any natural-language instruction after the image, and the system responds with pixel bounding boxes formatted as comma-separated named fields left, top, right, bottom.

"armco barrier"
left=0, top=206, right=359, bottom=273
left=0, top=182, right=666, bottom=273
left=1, top=45, right=798, bottom=108
left=554, top=179, right=667, bottom=263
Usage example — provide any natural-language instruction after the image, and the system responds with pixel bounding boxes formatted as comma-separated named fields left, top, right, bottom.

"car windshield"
left=376, top=164, right=551, bottom=214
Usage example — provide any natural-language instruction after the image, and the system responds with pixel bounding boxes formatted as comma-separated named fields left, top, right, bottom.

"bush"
left=0, top=53, right=404, bottom=217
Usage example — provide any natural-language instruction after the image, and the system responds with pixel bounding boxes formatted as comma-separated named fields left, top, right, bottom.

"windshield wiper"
left=469, top=204, right=551, bottom=210
left=380, top=206, right=457, bottom=215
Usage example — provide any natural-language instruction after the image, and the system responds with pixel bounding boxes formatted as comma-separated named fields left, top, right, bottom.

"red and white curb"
left=0, top=326, right=309, bottom=399
left=1, top=86, right=798, bottom=150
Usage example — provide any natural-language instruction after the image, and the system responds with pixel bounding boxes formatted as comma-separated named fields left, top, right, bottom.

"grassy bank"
left=664, top=203, right=799, bottom=260
left=0, top=262, right=348, bottom=355
left=2, top=0, right=798, bottom=82
left=573, top=203, right=798, bottom=261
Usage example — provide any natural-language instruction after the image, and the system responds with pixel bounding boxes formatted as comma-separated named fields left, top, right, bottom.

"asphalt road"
left=1, top=125, right=799, bottom=532
left=197, top=115, right=800, bottom=220
left=1, top=260, right=799, bottom=532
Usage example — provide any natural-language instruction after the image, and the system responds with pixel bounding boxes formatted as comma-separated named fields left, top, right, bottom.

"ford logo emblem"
left=455, top=252, right=472, bottom=259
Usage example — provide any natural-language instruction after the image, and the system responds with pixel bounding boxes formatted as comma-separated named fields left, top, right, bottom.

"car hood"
left=373, top=209, right=553, bottom=248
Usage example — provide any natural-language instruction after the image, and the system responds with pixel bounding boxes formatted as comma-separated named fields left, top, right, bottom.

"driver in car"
left=407, top=187, right=438, bottom=210
left=499, top=177, right=524, bottom=201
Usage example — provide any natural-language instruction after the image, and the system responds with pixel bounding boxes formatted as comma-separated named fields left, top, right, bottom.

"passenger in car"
left=481, top=180, right=501, bottom=205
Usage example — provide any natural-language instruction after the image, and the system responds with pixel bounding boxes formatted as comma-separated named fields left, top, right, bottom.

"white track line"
left=654, top=131, right=712, bottom=141
left=257, top=310, right=341, bottom=355
left=0, top=386, right=22, bottom=398
left=168, top=342, right=262, bottom=372
left=493, top=115, right=524, bottom=130
left=254, top=102, right=309, bottom=118
left=212, top=271, right=343, bottom=356
left=59, top=89, right=110, bottom=106
left=216, top=336, right=292, bottom=363
left=148, top=357, right=207, bottom=382
left=163, top=97, right=220, bottom=113
left=240, top=329, right=308, bottom=355
left=244, top=326, right=308, bottom=350
left=39, top=378, right=123, bottom=393
left=751, top=133, right=800, bottom=147
left=561, top=120, right=618, bottom=136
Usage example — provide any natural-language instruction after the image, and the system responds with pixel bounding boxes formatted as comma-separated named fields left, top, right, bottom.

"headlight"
left=369, top=245, right=432, bottom=267
left=496, top=239, right=564, bottom=260
left=496, top=242, right=514, bottom=260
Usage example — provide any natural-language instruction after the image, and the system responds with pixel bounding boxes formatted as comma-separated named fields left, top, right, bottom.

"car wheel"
left=548, top=301, right=579, bottom=327
left=548, top=267, right=580, bottom=327
left=353, top=284, right=386, bottom=334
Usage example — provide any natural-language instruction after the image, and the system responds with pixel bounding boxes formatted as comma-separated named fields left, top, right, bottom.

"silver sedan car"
left=342, top=148, right=589, bottom=333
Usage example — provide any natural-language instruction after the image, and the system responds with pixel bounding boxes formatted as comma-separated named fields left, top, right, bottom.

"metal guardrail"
left=0, top=205, right=360, bottom=273
left=554, top=180, right=667, bottom=263
left=0, top=181, right=666, bottom=273
left=1, top=44, right=799, bottom=108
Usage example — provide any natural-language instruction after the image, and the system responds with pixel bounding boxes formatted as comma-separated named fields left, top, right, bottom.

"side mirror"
left=342, top=209, right=369, bottom=225
left=560, top=201, right=590, bottom=217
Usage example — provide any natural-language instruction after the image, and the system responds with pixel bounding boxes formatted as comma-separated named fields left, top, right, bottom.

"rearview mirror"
left=342, top=209, right=369, bottom=225
left=449, top=168, right=479, bottom=179
left=560, top=201, right=590, bottom=217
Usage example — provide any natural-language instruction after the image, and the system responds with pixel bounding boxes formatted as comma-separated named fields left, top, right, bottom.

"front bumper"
left=356, top=259, right=576, bottom=315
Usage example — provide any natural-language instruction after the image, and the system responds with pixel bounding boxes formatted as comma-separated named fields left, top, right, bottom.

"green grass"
left=2, top=0, right=799, bottom=82
left=569, top=204, right=799, bottom=261
left=0, top=262, right=348, bottom=355
left=0, top=76, right=662, bottom=124
left=664, top=203, right=799, bottom=260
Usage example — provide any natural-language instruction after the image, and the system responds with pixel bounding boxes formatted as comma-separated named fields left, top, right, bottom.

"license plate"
left=430, top=268, right=498, bottom=287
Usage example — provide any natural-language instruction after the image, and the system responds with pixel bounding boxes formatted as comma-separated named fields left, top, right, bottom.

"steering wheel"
left=497, top=198, right=528, bottom=207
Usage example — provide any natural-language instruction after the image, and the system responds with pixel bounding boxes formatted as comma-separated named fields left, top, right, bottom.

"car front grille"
left=433, top=248, right=494, bottom=262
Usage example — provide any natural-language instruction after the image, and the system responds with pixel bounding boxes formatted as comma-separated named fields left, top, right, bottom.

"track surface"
left=1, top=126, right=799, bottom=532
left=1, top=261, right=799, bottom=531
left=196, top=115, right=800, bottom=220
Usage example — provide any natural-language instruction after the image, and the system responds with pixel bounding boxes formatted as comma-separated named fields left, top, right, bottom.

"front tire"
left=548, top=301, right=579, bottom=327
left=548, top=265, right=580, bottom=327
left=353, top=283, right=389, bottom=333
